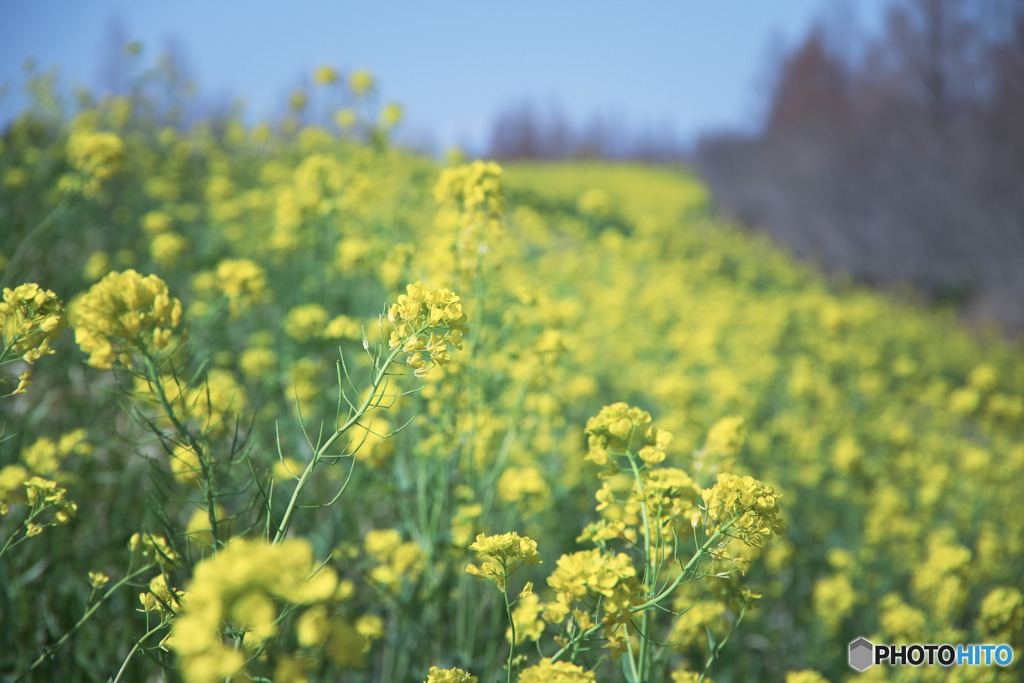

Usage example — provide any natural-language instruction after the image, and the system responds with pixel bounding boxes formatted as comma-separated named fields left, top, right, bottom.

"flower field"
left=2, top=70, right=1023, bottom=682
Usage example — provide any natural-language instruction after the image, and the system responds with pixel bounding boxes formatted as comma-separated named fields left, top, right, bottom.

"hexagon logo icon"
left=849, top=637, right=874, bottom=671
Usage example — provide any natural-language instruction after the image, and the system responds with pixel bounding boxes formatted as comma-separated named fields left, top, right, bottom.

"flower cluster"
left=20, top=429, right=92, bottom=477
left=640, top=467, right=702, bottom=552
left=544, top=549, right=644, bottom=633
left=285, top=303, right=330, bottom=342
left=431, top=161, right=506, bottom=276
left=508, top=592, right=545, bottom=645
left=0, top=465, right=30, bottom=515
left=22, top=476, right=77, bottom=534
left=434, top=161, right=505, bottom=220
left=584, top=402, right=672, bottom=470
left=516, top=658, right=595, bottom=683
left=388, top=282, right=468, bottom=376
left=976, top=586, right=1024, bottom=641
left=129, top=532, right=181, bottom=570
left=425, top=666, right=478, bottom=683
left=465, top=532, right=541, bottom=591
left=139, top=574, right=186, bottom=619
left=364, top=528, right=426, bottom=594
left=169, top=537, right=341, bottom=683
left=700, top=474, right=785, bottom=547
left=66, top=129, right=124, bottom=195
left=314, top=65, right=339, bottom=85
left=1, top=283, right=67, bottom=370
left=72, top=270, right=184, bottom=368
left=349, top=69, right=375, bottom=96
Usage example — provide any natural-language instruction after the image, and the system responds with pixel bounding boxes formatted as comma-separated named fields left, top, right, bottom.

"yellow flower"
left=516, top=658, right=595, bottom=683
left=701, top=473, right=785, bottom=547
left=466, top=531, right=541, bottom=591
left=296, top=605, right=330, bottom=647
left=506, top=592, right=545, bottom=644
left=349, top=69, right=375, bottom=96
left=313, top=65, right=339, bottom=85
left=182, top=368, right=247, bottom=434
left=139, top=574, right=186, bottom=618
left=150, top=231, right=188, bottom=269
left=71, top=270, right=184, bottom=369
left=583, top=402, right=653, bottom=466
left=141, top=210, right=173, bottom=235
left=433, top=161, right=504, bottom=219
left=129, top=532, right=181, bottom=570
left=704, top=416, right=746, bottom=458
left=170, top=537, right=338, bottom=681
left=285, top=303, right=329, bottom=343
left=426, top=666, right=478, bottom=683
left=88, top=571, right=110, bottom=589
left=387, top=282, right=468, bottom=376
left=169, top=444, right=202, bottom=486
left=289, top=89, right=307, bottom=111
left=239, top=346, right=277, bottom=380
left=785, top=671, right=829, bottom=683
left=215, top=259, right=267, bottom=318
left=336, top=108, right=358, bottom=129
left=366, top=529, right=425, bottom=593
left=379, top=103, right=404, bottom=128
left=83, top=251, right=112, bottom=281
left=66, top=130, right=124, bottom=195
left=355, top=614, right=384, bottom=647
left=184, top=506, right=228, bottom=551
left=577, top=188, right=611, bottom=217
left=1, top=283, right=68, bottom=364
left=976, top=586, right=1024, bottom=640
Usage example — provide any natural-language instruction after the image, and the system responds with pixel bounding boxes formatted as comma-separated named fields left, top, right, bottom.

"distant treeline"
left=695, top=0, right=1024, bottom=334
left=485, top=101, right=689, bottom=162
left=486, top=0, right=1024, bottom=335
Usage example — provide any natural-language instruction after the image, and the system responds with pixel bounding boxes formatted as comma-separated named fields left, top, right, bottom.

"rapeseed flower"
left=23, top=476, right=77, bottom=527
left=66, top=129, right=124, bottom=195
left=150, top=231, right=188, bottom=269
left=516, top=659, right=595, bottom=683
left=285, top=303, right=329, bottom=342
left=1, top=283, right=67, bottom=364
left=215, top=258, right=267, bottom=318
left=349, top=69, right=375, bottom=96
left=466, top=532, right=541, bottom=591
left=139, top=574, right=186, bottom=619
left=434, top=161, right=504, bottom=220
left=314, top=65, right=339, bottom=85
left=170, top=537, right=338, bottom=682
left=388, top=282, right=468, bottom=376
left=545, top=549, right=643, bottom=629
left=72, top=270, right=184, bottom=369
left=129, top=532, right=181, bottom=570
left=426, top=666, right=478, bottom=683
left=701, top=473, right=785, bottom=547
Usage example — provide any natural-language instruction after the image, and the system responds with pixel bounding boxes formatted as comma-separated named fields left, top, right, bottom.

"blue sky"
left=1, top=1, right=888, bottom=151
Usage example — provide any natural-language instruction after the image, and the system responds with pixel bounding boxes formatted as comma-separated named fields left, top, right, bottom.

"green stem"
left=111, top=622, right=166, bottom=683
left=15, top=563, right=156, bottom=681
left=0, top=505, right=50, bottom=560
left=697, top=600, right=748, bottom=682
left=0, top=525, right=25, bottom=559
left=502, top=562, right=516, bottom=683
left=140, top=351, right=220, bottom=545
left=625, top=443, right=653, bottom=681
left=628, top=519, right=736, bottom=613
left=272, top=344, right=404, bottom=544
